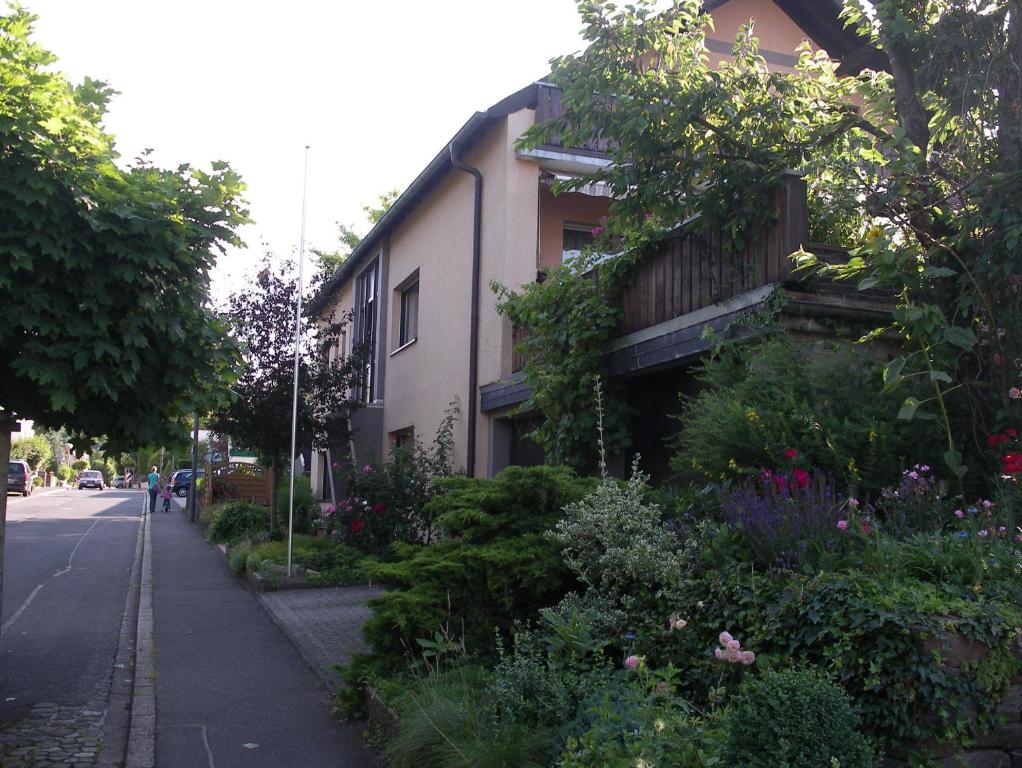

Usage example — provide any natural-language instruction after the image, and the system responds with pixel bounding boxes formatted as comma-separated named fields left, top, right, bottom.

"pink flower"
left=861, top=520, right=872, bottom=535
left=784, top=448, right=798, bottom=460
left=624, top=655, right=639, bottom=670
left=1010, top=387, right=1021, bottom=400
left=982, top=499, right=993, bottom=509
left=719, top=631, right=733, bottom=645
left=726, top=639, right=741, bottom=652
left=837, top=519, right=849, bottom=530
left=324, top=504, right=336, bottom=516
left=848, top=498, right=859, bottom=508
left=791, top=468, right=810, bottom=490
left=739, top=651, right=756, bottom=665
left=669, top=614, right=687, bottom=631
left=591, top=225, right=605, bottom=237
left=350, top=518, right=365, bottom=534
left=362, top=464, right=373, bottom=474
left=955, top=509, right=965, bottom=519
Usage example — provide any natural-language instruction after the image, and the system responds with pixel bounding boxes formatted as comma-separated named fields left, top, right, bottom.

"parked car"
left=170, top=468, right=205, bottom=497
left=112, top=475, right=127, bottom=489
left=78, top=470, right=105, bottom=490
left=8, top=460, right=33, bottom=496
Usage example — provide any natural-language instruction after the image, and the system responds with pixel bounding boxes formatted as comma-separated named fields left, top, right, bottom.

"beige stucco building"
left=306, top=0, right=883, bottom=495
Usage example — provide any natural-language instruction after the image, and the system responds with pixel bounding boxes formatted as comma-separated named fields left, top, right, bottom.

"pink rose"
left=739, top=651, right=756, bottom=665
left=719, top=631, right=733, bottom=645
left=784, top=448, right=798, bottom=460
left=837, top=519, right=848, bottom=530
left=624, top=655, right=639, bottom=670
left=955, top=509, right=965, bottom=519
left=1010, top=387, right=1021, bottom=400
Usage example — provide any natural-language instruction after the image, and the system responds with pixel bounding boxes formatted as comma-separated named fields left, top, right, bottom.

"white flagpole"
left=287, top=145, right=311, bottom=577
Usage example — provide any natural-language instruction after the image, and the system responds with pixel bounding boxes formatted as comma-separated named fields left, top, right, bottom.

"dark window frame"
left=354, top=258, right=380, bottom=402
left=398, top=279, right=419, bottom=348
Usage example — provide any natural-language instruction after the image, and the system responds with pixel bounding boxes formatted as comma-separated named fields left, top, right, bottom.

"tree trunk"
left=1000, top=0, right=1022, bottom=171
left=269, top=456, right=278, bottom=531
left=0, top=416, right=14, bottom=636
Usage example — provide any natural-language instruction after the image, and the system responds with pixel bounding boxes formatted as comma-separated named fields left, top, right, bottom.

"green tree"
left=0, top=8, right=248, bottom=620
left=312, top=189, right=399, bottom=275
left=511, top=0, right=1022, bottom=483
left=208, top=260, right=366, bottom=529
left=10, top=435, right=52, bottom=473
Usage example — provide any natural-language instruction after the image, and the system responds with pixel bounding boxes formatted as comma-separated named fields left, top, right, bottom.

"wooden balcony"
left=486, top=173, right=886, bottom=412
left=534, top=83, right=614, bottom=156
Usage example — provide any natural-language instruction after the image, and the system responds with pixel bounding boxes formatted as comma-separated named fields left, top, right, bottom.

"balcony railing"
left=509, top=173, right=809, bottom=373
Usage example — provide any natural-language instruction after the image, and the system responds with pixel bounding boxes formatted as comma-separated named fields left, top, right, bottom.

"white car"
left=78, top=470, right=106, bottom=490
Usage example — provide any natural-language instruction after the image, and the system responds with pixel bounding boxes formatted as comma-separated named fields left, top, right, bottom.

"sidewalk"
left=150, top=505, right=378, bottom=768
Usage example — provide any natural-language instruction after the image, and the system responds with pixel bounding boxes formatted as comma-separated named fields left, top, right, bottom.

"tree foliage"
left=0, top=8, right=248, bottom=452
left=506, top=0, right=1022, bottom=482
left=10, top=435, right=52, bottom=472
left=207, top=260, right=365, bottom=527
left=312, top=189, right=399, bottom=276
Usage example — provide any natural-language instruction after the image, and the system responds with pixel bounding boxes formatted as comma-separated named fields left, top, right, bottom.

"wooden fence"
left=203, top=461, right=272, bottom=508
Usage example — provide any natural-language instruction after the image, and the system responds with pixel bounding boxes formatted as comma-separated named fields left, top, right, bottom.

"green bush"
left=32, top=475, right=43, bottom=487
left=227, top=540, right=253, bottom=574
left=204, top=500, right=270, bottom=544
left=385, top=666, right=554, bottom=768
left=560, top=678, right=723, bottom=767
left=671, top=337, right=939, bottom=494
left=722, top=666, right=879, bottom=768
left=56, top=465, right=72, bottom=482
left=357, top=466, right=597, bottom=671
left=275, top=473, right=317, bottom=534
left=656, top=530, right=1022, bottom=752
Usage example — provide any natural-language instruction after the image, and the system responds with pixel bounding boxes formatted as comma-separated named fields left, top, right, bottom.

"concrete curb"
left=125, top=499, right=156, bottom=768
left=95, top=494, right=146, bottom=766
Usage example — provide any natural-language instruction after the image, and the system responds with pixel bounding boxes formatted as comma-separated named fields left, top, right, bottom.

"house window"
left=392, top=427, right=414, bottom=451
left=354, top=258, right=379, bottom=402
left=562, top=224, right=595, bottom=263
left=399, top=280, right=419, bottom=347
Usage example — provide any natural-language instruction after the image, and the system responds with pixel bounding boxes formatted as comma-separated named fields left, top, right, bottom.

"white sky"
left=24, top=0, right=587, bottom=300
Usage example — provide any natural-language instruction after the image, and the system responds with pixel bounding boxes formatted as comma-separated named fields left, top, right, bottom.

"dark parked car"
left=78, top=470, right=105, bottom=490
left=8, top=460, right=33, bottom=496
left=170, top=468, right=205, bottom=497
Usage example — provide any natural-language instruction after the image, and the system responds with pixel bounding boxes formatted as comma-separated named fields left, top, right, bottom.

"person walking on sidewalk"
left=161, top=481, right=173, bottom=513
left=147, top=465, right=159, bottom=514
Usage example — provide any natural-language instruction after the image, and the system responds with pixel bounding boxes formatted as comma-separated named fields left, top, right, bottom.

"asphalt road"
left=1, top=488, right=141, bottom=724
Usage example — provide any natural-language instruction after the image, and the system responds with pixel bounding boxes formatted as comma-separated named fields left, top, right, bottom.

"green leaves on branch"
left=0, top=7, right=250, bottom=452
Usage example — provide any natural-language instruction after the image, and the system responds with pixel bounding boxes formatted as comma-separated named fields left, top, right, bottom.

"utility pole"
left=189, top=414, right=199, bottom=522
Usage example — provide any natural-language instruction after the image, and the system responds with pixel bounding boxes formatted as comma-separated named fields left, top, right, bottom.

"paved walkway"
left=151, top=504, right=377, bottom=768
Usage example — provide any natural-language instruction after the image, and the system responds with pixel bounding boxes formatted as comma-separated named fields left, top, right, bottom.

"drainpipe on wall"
left=449, top=142, right=482, bottom=478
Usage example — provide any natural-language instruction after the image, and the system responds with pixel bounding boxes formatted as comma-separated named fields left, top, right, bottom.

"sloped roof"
left=307, top=0, right=882, bottom=317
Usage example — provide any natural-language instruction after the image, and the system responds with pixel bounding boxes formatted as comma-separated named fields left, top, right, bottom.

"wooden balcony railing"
left=534, top=84, right=614, bottom=155
left=619, top=174, right=807, bottom=335
left=509, top=173, right=809, bottom=373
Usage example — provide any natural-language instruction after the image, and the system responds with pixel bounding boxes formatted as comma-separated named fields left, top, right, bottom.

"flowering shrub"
left=671, top=337, right=940, bottom=494
left=873, top=463, right=950, bottom=536
left=714, top=630, right=755, bottom=665
left=721, top=469, right=854, bottom=570
left=322, top=401, right=459, bottom=555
